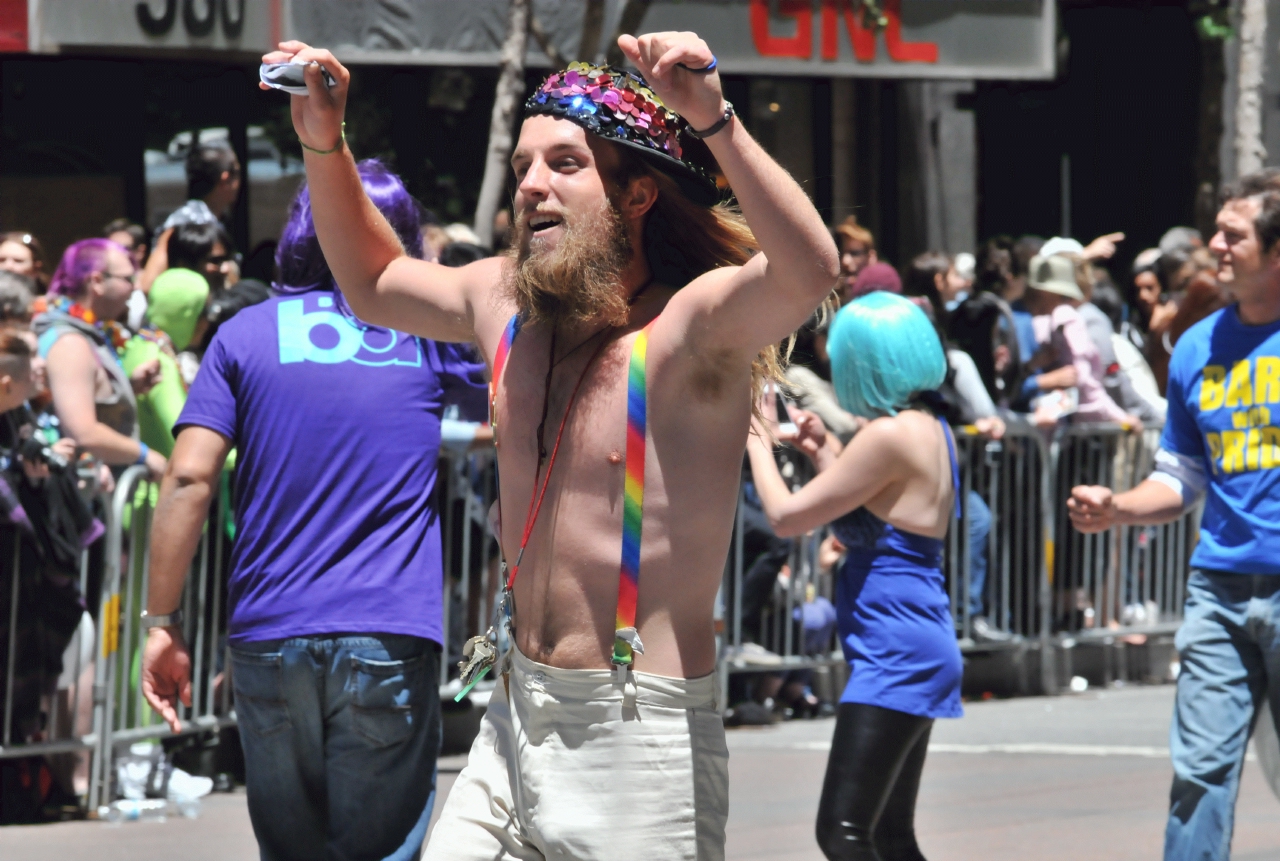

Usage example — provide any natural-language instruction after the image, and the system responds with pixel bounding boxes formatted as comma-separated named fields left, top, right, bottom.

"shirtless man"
left=264, top=31, right=838, bottom=861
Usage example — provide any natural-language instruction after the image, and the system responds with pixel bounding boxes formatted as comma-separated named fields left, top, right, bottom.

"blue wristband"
left=137, top=442, right=149, bottom=465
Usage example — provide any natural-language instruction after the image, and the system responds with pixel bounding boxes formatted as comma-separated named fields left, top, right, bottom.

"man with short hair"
left=141, top=142, right=242, bottom=292
left=1070, top=169, right=1280, bottom=861
left=266, top=29, right=838, bottom=861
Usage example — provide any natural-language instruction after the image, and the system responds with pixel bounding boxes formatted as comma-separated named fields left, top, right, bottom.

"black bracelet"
left=687, top=101, right=735, bottom=140
left=679, top=55, right=718, bottom=74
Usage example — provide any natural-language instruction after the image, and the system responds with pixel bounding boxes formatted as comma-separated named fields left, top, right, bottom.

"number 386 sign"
left=135, top=0, right=247, bottom=39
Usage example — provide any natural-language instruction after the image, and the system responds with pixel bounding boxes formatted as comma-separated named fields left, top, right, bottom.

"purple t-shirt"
left=177, top=292, right=485, bottom=645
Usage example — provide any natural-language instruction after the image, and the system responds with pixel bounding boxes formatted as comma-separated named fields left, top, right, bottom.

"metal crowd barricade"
left=946, top=423, right=1053, bottom=646
left=716, top=419, right=1197, bottom=698
left=436, top=447, right=500, bottom=692
left=87, top=465, right=236, bottom=810
left=1049, top=423, right=1198, bottom=640
left=0, top=420, right=1203, bottom=812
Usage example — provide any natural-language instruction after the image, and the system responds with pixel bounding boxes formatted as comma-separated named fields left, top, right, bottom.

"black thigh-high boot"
left=814, top=702, right=934, bottom=861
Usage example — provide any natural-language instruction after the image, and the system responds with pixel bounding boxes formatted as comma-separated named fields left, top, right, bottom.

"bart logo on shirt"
left=1200, top=358, right=1280, bottom=473
left=277, top=296, right=422, bottom=368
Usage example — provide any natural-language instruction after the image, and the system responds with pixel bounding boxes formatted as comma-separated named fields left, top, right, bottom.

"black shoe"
left=724, top=701, right=777, bottom=727
left=971, top=617, right=1017, bottom=644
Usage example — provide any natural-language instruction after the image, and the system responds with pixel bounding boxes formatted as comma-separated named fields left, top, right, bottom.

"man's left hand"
left=141, top=626, right=192, bottom=734
left=616, top=32, right=724, bottom=131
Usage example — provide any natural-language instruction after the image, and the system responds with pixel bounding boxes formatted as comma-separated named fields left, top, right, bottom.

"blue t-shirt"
left=1161, top=306, right=1280, bottom=574
left=177, top=292, right=486, bottom=644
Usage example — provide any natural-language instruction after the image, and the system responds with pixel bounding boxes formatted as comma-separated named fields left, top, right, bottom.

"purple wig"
left=275, top=159, right=424, bottom=319
left=49, top=238, right=130, bottom=297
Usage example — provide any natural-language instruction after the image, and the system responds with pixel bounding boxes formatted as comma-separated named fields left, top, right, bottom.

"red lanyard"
left=502, top=330, right=612, bottom=590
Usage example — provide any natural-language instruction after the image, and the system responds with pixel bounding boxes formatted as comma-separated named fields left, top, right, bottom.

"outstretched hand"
left=616, top=32, right=724, bottom=131
left=260, top=41, right=351, bottom=153
left=1082, top=232, right=1125, bottom=262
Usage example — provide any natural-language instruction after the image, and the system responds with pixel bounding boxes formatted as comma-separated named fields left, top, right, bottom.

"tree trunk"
left=473, top=0, right=530, bottom=248
left=1234, top=0, right=1267, bottom=176
left=578, top=0, right=606, bottom=62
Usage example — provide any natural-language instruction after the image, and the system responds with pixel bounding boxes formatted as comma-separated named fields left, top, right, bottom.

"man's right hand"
left=1067, top=485, right=1116, bottom=534
left=260, top=41, right=351, bottom=153
left=141, top=626, right=193, bottom=734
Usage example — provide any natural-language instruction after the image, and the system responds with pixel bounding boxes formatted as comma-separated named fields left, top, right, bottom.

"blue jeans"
left=1166, top=571, right=1280, bottom=861
left=231, top=634, right=442, bottom=861
left=966, top=490, right=992, bottom=618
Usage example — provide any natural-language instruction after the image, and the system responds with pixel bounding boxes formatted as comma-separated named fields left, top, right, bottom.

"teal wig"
left=827, top=291, right=947, bottom=418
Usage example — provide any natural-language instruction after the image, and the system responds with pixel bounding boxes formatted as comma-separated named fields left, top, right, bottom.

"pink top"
left=1032, top=304, right=1128, bottom=423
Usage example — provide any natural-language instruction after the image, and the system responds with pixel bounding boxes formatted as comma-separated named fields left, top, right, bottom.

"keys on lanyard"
left=455, top=582, right=514, bottom=701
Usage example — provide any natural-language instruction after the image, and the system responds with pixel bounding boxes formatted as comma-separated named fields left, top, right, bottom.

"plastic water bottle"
left=99, top=799, right=171, bottom=823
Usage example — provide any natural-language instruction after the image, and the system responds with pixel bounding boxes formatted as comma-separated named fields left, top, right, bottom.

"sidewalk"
left=1, top=685, right=1276, bottom=860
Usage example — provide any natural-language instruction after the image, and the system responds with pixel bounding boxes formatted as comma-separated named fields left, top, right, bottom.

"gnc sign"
left=751, top=0, right=938, bottom=65
left=640, top=0, right=1056, bottom=80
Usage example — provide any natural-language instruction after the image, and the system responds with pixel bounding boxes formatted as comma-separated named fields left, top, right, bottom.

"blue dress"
left=828, top=417, right=964, bottom=719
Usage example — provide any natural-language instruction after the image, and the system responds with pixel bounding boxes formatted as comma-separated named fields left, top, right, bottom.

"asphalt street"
left=2, top=684, right=1277, bottom=860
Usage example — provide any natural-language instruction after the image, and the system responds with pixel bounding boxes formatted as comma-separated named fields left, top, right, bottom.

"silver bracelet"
left=141, top=609, right=184, bottom=630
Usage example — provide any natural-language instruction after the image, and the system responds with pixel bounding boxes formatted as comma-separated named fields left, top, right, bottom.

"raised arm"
left=618, top=32, right=840, bottom=355
left=261, top=42, right=494, bottom=342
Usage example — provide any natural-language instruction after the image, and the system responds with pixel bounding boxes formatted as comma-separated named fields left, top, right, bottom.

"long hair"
left=49, top=238, right=128, bottom=298
left=609, top=146, right=805, bottom=414
left=275, top=159, right=424, bottom=319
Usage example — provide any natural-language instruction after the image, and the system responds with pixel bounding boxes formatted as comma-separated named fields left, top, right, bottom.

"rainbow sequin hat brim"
left=525, top=63, right=720, bottom=207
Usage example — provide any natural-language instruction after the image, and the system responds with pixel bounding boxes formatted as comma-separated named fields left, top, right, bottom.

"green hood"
left=148, top=268, right=209, bottom=350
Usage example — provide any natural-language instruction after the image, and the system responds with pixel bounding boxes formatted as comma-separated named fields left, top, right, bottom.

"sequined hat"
left=525, top=62, right=720, bottom=206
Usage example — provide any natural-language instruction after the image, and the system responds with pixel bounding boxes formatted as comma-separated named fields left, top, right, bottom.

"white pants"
left=425, top=646, right=729, bottom=861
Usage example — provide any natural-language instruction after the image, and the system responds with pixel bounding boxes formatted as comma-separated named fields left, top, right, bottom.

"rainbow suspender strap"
left=490, top=315, right=521, bottom=430
left=613, top=319, right=656, bottom=668
left=490, top=315, right=654, bottom=670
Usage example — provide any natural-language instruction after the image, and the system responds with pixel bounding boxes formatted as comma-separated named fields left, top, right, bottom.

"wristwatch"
left=140, top=609, right=184, bottom=630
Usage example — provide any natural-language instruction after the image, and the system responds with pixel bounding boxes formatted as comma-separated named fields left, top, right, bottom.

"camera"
left=19, top=436, right=69, bottom=471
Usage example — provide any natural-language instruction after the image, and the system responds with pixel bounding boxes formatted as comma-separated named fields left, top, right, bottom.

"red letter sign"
left=883, top=0, right=938, bottom=63
left=750, top=0, right=814, bottom=59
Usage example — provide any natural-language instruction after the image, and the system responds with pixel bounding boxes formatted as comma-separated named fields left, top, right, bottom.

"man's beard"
left=505, top=200, right=632, bottom=328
